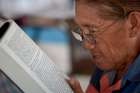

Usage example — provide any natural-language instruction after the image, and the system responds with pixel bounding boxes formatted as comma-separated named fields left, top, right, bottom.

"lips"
left=89, top=49, right=104, bottom=62
left=91, top=54, right=100, bottom=61
left=91, top=53, right=105, bottom=63
left=91, top=53, right=101, bottom=58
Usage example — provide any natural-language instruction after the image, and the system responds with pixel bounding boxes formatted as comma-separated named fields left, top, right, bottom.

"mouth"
left=89, top=49, right=105, bottom=63
left=91, top=53, right=101, bottom=59
left=91, top=54, right=100, bottom=61
left=91, top=54, right=105, bottom=64
left=90, top=51, right=112, bottom=70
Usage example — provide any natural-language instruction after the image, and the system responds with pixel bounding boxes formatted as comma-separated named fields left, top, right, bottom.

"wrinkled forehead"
left=75, top=4, right=100, bottom=26
left=75, top=2, right=114, bottom=28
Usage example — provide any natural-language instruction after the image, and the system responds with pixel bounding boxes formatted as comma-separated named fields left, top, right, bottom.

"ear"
left=127, top=11, right=140, bottom=38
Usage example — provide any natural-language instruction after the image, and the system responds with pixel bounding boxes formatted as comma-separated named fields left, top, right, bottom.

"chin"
left=92, top=58, right=113, bottom=71
left=96, top=64, right=113, bottom=71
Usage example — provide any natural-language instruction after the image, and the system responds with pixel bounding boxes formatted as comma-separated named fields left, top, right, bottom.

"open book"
left=0, top=20, right=73, bottom=93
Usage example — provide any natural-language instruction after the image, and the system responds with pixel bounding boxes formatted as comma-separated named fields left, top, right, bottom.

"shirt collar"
left=122, top=54, right=140, bottom=87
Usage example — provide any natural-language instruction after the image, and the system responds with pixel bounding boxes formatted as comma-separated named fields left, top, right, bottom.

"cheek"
left=96, top=32, right=129, bottom=68
left=99, top=28, right=128, bottom=56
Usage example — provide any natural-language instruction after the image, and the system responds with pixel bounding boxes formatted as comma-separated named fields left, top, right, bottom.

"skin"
left=67, top=1, right=140, bottom=93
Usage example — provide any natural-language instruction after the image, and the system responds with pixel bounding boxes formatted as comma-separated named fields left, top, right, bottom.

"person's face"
left=75, top=3, right=134, bottom=71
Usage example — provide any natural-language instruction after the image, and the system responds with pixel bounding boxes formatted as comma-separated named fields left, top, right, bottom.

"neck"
left=115, top=65, right=129, bottom=81
left=115, top=54, right=137, bottom=81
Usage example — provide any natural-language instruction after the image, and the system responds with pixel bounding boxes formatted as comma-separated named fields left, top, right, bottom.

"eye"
left=90, top=27, right=99, bottom=33
left=93, top=27, right=99, bottom=32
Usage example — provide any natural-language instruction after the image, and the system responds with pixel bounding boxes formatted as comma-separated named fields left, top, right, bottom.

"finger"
left=67, top=78, right=84, bottom=93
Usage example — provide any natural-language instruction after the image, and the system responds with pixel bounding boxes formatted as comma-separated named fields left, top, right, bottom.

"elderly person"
left=68, top=0, right=140, bottom=93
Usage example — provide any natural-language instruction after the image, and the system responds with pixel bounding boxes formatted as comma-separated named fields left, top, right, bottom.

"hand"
left=67, top=77, right=84, bottom=93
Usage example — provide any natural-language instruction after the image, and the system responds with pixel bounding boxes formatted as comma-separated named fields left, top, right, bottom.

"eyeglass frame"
left=72, top=19, right=120, bottom=46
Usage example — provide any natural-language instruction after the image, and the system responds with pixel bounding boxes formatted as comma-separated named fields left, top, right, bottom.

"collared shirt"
left=86, top=54, right=140, bottom=93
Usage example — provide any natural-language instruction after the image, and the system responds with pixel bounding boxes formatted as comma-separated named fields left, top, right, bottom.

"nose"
left=83, top=40, right=95, bottom=50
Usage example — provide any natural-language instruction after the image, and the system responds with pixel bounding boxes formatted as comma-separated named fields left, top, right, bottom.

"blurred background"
left=0, top=0, right=95, bottom=91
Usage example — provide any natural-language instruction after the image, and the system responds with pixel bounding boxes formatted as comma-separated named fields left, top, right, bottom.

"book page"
left=1, top=20, right=73, bottom=93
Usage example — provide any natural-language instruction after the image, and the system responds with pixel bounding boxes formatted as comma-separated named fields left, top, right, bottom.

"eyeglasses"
left=72, top=27, right=96, bottom=44
left=72, top=20, right=118, bottom=44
